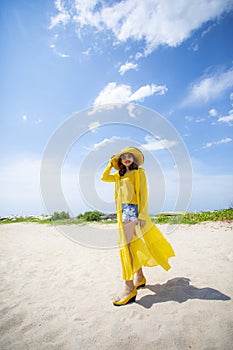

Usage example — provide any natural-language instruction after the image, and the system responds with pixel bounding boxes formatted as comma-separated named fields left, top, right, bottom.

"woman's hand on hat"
left=109, top=155, right=115, bottom=167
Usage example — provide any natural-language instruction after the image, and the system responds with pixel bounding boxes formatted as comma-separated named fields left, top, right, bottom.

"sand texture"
left=0, top=222, right=233, bottom=350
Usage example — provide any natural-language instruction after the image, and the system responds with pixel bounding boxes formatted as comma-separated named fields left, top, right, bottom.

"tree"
left=51, top=211, right=70, bottom=220
left=76, top=211, right=104, bottom=222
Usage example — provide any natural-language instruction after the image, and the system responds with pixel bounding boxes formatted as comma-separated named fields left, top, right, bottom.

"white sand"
left=0, top=221, right=233, bottom=350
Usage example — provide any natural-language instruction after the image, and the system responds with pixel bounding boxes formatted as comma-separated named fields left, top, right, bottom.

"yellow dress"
left=101, top=162, right=175, bottom=280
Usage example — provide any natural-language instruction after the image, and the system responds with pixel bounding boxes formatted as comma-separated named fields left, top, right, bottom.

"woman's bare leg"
left=118, top=221, right=136, bottom=299
left=134, top=267, right=145, bottom=285
left=123, top=220, right=136, bottom=265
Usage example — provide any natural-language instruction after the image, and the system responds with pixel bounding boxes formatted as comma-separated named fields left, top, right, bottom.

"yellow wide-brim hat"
left=111, top=147, right=144, bottom=170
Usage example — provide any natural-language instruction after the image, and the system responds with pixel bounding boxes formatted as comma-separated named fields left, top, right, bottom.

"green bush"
left=77, top=213, right=84, bottom=219
left=152, top=208, right=233, bottom=225
left=51, top=211, right=70, bottom=221
left=77, top=211, right=104, bottom=222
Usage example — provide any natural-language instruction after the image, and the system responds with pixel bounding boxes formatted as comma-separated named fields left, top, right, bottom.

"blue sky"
left=1, top=0, right=233, bottom=216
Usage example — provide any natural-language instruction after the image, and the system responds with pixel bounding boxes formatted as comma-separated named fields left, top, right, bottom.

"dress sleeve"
left=101, top=161, right=118, bottom=182
left=138, top=168, right=149, bottom=220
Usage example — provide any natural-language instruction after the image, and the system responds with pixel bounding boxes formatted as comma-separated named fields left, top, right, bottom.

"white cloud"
left=196, top=118, right=205, bottom=123
left=90, top=136, right=123, bottom=151
left=208, top=108, right=218, bottom=117
left=129, top=84, right=167, bottom=101
left=35, top=119, right=42, bottom=124
left=230, top=92, right=233, bottom=100
left=82, top=48, right=91, bottom=56
left=94, top=83, right=131, bottom=105
left=183, top=67, right=233, bottom=105
left=203, top=137, right=232, bottom=149
left=142, top=135, right=177, bottom=151
left=21, top=115, right=43, bottom=125
left=93, top=82, right=167, bottom=106
left=217, top=109, right=233, bottom=125
left=73, top=1, right=102, bottom=30
left=49, top=41, right=70, bottom=58
left=135, top=52, right=143, bottom=60
left=127, top=104, right=136, bottom=118
left=119, top=62, right=138, bottom=75
left=185, top=115, right=193, bottom=122
left=49, top=0, right=71, bottom=29
left=87, top=103, right=124, bottom=116
left=88, top=121, right=101, bottom=132
left=50, top=0, right=233, bottom=55
left=189, top=41, right=199, bottom=52
left=57, top=52, right=69, bottom=58
left=201, top=22, right=217, bottom=37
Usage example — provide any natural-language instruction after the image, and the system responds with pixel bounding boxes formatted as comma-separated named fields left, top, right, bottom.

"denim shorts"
left=122, top=204, right=138, bottom=223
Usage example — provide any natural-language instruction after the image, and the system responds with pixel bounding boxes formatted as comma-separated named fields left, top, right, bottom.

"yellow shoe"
left=134, top=276, right=146, bottom=289
left=112, top=288, right=137, bottom=306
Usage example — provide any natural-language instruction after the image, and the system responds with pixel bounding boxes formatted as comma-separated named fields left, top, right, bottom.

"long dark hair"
left=118, top=155, right=138, bottom=176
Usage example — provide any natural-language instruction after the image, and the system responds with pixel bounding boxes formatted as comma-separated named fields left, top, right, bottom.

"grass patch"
left=0, top=217, right=52, bottom=225
left=0, top=217, right=90, bottom=226
left=152, top=208, right=233, bottom=225
left=0, top=217, right=117, bottom=226
left=1, top=209, right=233, bottom=225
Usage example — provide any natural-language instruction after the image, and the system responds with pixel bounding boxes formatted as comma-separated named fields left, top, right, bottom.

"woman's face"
left=120, top=153, right=134, bottom=167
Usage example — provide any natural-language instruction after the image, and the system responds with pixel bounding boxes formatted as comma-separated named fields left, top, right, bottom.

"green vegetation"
left=1, top=208, right=232, bottom=225
left=77, top=211, right=104, bottom=222
left=51, top=211, right=70, bottom=220
left=0, top=217, right=51, bottom=225
left=0, top=210, right=105, bottom=225
left=152, top=208, right=233, bottom=225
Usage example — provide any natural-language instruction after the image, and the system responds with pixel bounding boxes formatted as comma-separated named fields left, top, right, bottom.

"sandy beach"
left=0, top=221, right=232, bottom=350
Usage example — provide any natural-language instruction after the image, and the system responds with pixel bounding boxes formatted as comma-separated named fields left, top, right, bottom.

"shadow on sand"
left=137, top=277, right=231, bottom=309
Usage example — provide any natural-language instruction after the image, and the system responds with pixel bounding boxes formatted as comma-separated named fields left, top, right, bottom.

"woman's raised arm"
left=101, top=161, right=118, bottom=182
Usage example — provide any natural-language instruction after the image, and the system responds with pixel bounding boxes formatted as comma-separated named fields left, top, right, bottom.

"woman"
left=101, top=147, right=175, bottom=306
